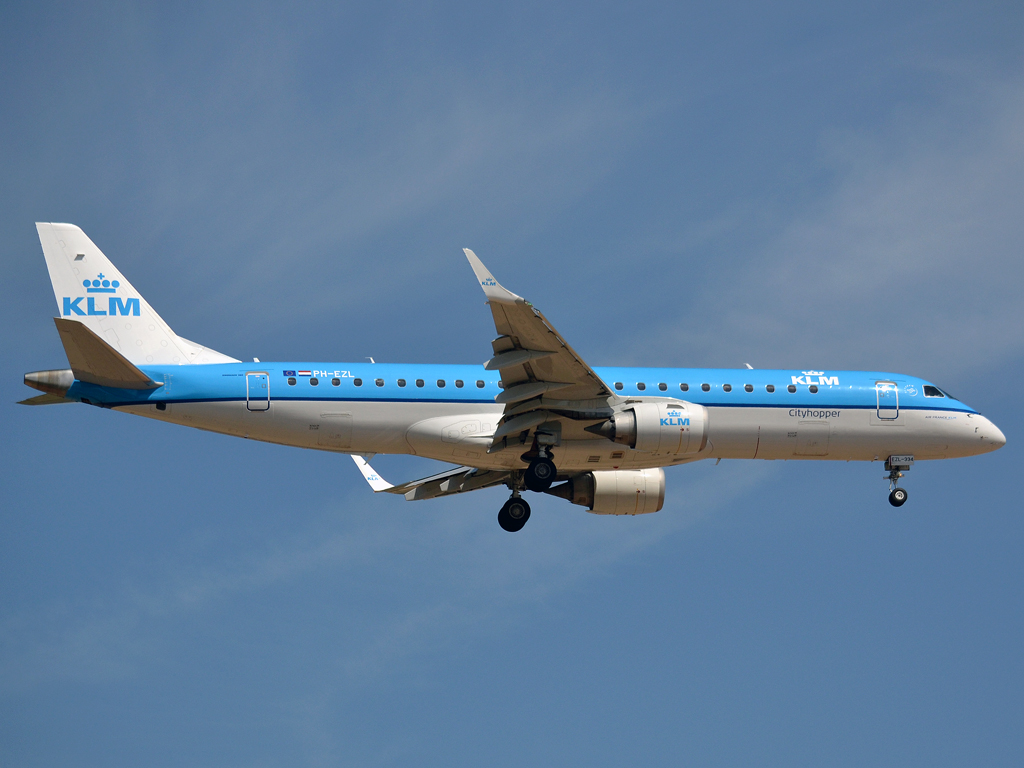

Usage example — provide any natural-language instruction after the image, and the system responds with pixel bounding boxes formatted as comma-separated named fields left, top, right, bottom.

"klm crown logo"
left=84, top=273, right=120, bottom=293
left=661, top=409, right=689, bottom=427
left=63, top=273, right=139, bottom=317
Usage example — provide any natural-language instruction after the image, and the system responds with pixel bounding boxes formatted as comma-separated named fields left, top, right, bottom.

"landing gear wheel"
left=524, top=458, right=556, bottom=492
left=497, top=497, right=532, bottom=532
left=889, top=488, right=908, bottom=507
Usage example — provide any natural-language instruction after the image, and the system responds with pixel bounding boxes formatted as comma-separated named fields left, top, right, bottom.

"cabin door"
left=246, top=372, right=270, bottom=411
left=875, top=381, right=898, bottom=420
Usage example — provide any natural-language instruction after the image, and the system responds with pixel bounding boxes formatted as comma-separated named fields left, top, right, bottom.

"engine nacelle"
left=590, top=401, right=707, bottom=455
left=546, top=468, right=666, bottom=515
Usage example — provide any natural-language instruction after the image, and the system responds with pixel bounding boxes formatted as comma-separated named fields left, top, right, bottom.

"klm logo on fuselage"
left=792, top=370, right=839, bottom=386
left=63, top=274, right=139, bottom=316
left=661, top=410, right=689, bottom=427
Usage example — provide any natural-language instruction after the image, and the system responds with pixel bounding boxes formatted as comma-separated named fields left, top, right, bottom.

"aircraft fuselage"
left=66, top=363, right=1004, bottom=470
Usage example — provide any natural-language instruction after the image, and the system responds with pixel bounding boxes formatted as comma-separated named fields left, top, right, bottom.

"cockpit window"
left=923, top=385, right=944, bottom=398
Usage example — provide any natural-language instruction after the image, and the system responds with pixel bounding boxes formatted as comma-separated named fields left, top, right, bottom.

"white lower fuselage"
left=120, top=397, right=1002, bottom=470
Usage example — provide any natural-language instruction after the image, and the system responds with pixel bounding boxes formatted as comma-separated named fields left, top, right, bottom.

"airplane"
left=23, top=223, right=1006, bottom=532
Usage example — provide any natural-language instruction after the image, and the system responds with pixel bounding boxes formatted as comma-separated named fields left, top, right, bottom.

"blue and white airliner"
left=23, top=223, right=1006, bottom=531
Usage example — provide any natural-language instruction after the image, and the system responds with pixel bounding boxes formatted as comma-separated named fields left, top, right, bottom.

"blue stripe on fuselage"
left=65, top=363, right=978, bottom=414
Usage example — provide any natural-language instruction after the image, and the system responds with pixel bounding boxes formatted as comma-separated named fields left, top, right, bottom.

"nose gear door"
left=876, top=381, right=898, bottom=420
left=246, top=372, right=270, bottom=411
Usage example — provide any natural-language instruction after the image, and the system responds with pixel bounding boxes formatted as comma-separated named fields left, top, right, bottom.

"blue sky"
left=2, top=2, right=1023, bottom=766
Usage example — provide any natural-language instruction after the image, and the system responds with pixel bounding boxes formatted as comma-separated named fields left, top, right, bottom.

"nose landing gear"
left=885, top=455, right=913, bottom=507
left=889, top=487, right=908, bottom=507
left=497, top=493, right=531, bottom=532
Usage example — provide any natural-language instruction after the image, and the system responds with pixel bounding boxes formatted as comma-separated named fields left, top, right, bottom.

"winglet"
left=351, top=455, right=394, bottom=492
left=463, top=249, right=524, bottom=304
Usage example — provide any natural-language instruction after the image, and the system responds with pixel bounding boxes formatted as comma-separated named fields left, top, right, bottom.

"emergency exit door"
left=247, top=372, right=270, bottom=411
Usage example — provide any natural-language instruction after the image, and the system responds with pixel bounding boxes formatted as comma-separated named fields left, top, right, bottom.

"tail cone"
left=24, top=369, right=74, bottom=396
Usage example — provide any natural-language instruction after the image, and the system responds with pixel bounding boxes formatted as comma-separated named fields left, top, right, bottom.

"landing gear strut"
left=497, top=493, right=531, bottom=532
left=885, top=455, right=913, bottom=507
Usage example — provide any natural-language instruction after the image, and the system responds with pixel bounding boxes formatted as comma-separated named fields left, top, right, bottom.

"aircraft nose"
left=980, top=416, right=1006, bottom=452
left=989, top=421, right=1007, bottom=450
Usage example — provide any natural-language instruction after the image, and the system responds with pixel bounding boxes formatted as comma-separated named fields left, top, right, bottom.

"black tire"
left=889, top=488, right=908, bottom=507
left=497, top=498, right=531, bottom=532
left=524, top=458, right=556, bottom=492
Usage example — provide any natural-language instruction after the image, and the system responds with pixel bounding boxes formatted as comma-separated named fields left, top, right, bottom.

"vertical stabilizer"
left=36, top=223, right=237, bottom=366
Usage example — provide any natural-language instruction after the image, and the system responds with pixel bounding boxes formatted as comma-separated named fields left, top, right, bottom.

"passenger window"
left=723, top=384, right=732, bottom=392
left=658, top=383, right=667, bottom=391
left=332, top=378, right=340, bottom=386
left=397, top=379, right=406, bottom=387
left=637, top=382, right=646, bottom=391
left=766, top=384, right=775, bottom=393
left=375, top=378, right=384, bottom=387
left=353, top=378, right=362, bottom=387
left=923, top=385, right=944, bottom=397
left=809, top=385, right=818, bottom=394
left=615, top=382, right=623, bottom=391
left=437, top=379, right=446, bottom=388
left=287, top=377, right=296, bottom=386
left=310, top=377, right=319, bottom=386
left=416, top=379, right=424, bottom=387
left=744, top=384, right=753, bottom=392
left=701, top=383, right=710, bottom=392
left=476, top=380, right=485, bottom=388
left=787, top=384, right=796, bottom=393
left=680, top=383, right=689, bottom=392
left=455, top=380, right=464, bottom=388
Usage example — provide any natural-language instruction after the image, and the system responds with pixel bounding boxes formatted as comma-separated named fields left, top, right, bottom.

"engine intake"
left=546, top=468, right=666, bottom=515
left=587, top=402, right=707, bottom=455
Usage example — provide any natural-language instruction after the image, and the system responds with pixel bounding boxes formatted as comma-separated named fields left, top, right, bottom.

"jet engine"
left=546, top=468, right=666, bottom=515
left=587, top=402, right=707, bottom=455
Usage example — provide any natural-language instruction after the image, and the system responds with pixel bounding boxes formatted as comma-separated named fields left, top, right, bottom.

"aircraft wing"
left=463, top=249, right=619, bottom=451
left=351, top=455, right=511, bottom=501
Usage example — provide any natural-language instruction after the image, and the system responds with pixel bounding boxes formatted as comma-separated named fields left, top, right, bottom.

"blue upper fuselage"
left=66, top=363, right=978, bottom=414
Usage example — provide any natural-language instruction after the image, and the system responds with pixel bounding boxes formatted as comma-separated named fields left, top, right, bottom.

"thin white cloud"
left=644, top=74, right=1024, bottom=382
left=0, top=460, right=771, bottom=693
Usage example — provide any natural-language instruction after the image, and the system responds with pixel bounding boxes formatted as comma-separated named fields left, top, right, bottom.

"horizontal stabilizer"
left=54, top=318, right=161, bottom=389
left=18, top=393, right=75, bottom=406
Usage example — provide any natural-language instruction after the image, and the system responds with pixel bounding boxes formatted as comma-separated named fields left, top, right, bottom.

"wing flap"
left=463, top=250, right=614, bottom=407
left=464, top=249, right=618, bottom=452
left=350, top=456, right=510, bottom=501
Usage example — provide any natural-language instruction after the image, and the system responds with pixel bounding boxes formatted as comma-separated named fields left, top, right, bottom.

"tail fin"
left=36, top=223, right=238, bottom=366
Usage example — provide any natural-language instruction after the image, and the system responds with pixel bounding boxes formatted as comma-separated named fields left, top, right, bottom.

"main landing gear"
left=497, top=493, right=531, bottom=532
left=498, top=448, right=556, bottom=532
left=885, top=455, right=913, bottom=507
left=524, top=456, right=556, bottom=492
